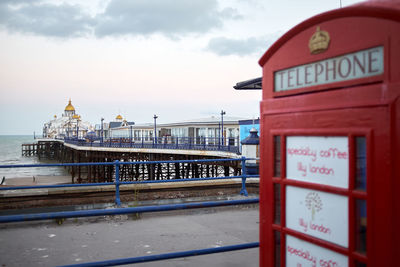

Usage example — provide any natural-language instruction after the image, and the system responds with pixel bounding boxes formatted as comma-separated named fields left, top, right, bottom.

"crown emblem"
left=309, top=26, right=330, bottom=55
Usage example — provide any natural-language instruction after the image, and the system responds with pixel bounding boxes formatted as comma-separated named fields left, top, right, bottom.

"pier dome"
left=64, top=99, right=76, bottom=117
left=65, top=99, right=75, bottom=111
left=115, top=114, right=123, bottom=121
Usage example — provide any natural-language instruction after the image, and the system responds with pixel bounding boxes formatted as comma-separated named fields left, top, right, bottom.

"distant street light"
left=76, top=118, right=80, bottom=139
left=101, top=117, right=104, bottom=144
left=221, top=110, right=226, bottom=146
left=67, top=119, right=71, bottom=139
left=154, top=114, right=158, bottom=144
left=130, top=125, right=133, bottom=146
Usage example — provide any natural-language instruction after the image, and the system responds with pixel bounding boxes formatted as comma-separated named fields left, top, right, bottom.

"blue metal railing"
left=0, top=157, right=259, bottom=205
left=64, top=136, right=240, bottom=153
left=59, top=241, right=260, bottom=267
left=0, top=158, right=259, bottom=266
left=0, top=198, right=259, bottom=223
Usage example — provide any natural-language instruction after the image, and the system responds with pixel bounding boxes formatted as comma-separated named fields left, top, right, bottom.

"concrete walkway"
left=0, top=205, right=259, bottom=267
left=1, top=175, right=72, bottom=186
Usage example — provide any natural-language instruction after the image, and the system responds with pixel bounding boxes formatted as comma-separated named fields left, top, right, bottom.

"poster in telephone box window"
left=286, top=136, right=349, bottom=188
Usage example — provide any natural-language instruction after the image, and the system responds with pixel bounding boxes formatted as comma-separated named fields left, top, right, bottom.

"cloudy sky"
left=0, top=0, right=364, bottom=135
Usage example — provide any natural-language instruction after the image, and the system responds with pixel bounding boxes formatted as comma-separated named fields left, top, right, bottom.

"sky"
left=0, top=0, right=365, bottom=135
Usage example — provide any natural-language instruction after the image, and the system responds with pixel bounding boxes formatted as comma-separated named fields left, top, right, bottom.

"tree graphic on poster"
left=305, top=192, right=323, bottom=221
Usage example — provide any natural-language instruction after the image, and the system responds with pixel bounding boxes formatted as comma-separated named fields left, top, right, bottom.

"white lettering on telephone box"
left=274, top=46, right=383, bottom=92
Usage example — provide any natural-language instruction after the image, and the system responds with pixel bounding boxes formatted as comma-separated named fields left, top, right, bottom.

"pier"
left=22, top=140, right=63, bottom=159
left=21, top=139, right=243, bottom=185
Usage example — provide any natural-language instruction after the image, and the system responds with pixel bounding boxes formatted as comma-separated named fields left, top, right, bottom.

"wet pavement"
left=0, top=204, right=259, bottom=267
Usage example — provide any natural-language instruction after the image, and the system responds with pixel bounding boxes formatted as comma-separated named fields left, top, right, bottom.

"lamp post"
left=130, top=125, right=133, bottom=146
left=221, top=110, right=226, bottom=146
left=153, top=114, right=158, bottom=145
left=76, top=118, right=80, bottom=139
left=67, top=119, right=71, bottom=139
left=101, top=117, right=104, bottom=145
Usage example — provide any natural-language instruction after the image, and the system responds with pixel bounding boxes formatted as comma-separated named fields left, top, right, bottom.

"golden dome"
left=65, top=99, right=75, bottom=111
left=72, top=114, right=80, bottom=119
left=116, top=114, right=123, bottom=120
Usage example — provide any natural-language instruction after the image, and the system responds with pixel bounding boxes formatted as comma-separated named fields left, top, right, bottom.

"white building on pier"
left=108, top=116, right=243, bottom=146
left=42, top=99, right=94, bottom=139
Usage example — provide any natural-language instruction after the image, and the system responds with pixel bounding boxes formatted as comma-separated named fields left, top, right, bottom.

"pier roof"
left=109, top=121, right=135, bottom=129
left=233, top=77, right=262, bottom=90
left=64, top=99, right=75, bottom=111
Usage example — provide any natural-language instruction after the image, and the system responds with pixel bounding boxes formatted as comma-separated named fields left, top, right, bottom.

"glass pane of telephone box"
left=355, top=199, right=367, bottom=254
left=274, top=136, right=281, bottom=177
left=274, top=183, right=281, bottom=225
left=274, top=231, right=281, bottom=267
left=355, top=137, right=367, bottom=191
left=355, top=261, right=367, bottom=267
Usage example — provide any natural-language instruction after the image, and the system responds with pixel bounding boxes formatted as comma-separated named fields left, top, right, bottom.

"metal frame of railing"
left=0, top=157, right=258, bottom=206
left=0, top=158, right=259, bottom=267
left=64, top=136, right=240, bottom=153
left=57, top=242, right=259, bottom=267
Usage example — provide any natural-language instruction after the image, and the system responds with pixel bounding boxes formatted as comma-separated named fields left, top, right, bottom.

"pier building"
left=108, top=115, right=136, bottom=138
left=42, top=99, right=94, bottom=139
left=108, top=116, right=243, bottom=147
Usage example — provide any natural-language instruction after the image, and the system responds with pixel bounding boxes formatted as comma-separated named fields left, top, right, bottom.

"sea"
left=0, top=135, right=69, bottom=179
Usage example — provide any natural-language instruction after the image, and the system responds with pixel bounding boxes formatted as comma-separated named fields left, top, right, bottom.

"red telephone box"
left=259, top=1, right=400, bottom=266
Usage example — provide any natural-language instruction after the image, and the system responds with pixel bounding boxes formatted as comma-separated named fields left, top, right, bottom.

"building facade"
left=109, top=116, right=243, bottom=146
left=42, top=99, right=94, bottom=139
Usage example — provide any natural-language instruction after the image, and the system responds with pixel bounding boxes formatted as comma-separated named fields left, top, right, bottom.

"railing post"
left=240, top=157, right=248, bottom=197
left=115, top=160, right=121, bottom=206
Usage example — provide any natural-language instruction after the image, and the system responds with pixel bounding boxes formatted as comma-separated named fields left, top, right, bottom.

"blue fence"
left=0, top=158, right=259, bottom=266
left=0, top=157, right=258, bottom=204
left=59, top=240, right=259, bottom=267
left=64, top=136, right=240, bottom=153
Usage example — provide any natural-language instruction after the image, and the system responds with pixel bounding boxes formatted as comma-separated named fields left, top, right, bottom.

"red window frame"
left=270, top=129, right=371, bottom=267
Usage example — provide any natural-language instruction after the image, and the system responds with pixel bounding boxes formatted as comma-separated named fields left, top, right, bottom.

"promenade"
left=0, top=203, right=259, bottom=267
left=2, top=175, right=72, bottom=186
